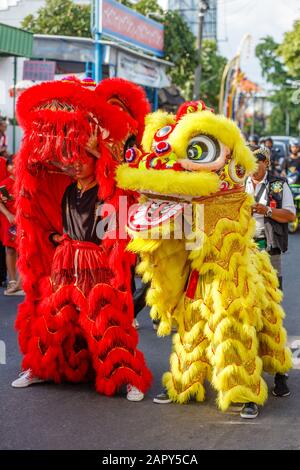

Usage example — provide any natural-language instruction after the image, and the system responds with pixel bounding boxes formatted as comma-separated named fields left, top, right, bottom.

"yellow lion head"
left=117, top=101, right=256, bottom=200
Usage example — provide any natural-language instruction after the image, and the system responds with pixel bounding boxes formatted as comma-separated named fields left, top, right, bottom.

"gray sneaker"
left=153, top=389, right=172, bottom=404
left=240, top=402, right=259, bottom=419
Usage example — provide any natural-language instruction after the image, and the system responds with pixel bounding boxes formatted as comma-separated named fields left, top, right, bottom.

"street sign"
left=23, top=60, right=56, bottom=82
left=117, top=51, right=170, bottom=88
left=99, top=0, right=164, bottom=57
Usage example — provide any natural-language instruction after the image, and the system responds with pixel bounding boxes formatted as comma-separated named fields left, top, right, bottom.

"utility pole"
left=193, top=0, right=209, bottom=101
left=251, top=94, right=256, bottom=136
left=93, top=0, right=102, bottom=83
left=285, top=109, right=290, bottom=136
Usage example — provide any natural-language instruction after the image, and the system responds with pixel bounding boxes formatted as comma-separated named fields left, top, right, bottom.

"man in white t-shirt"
left=246, top=145, right=296, bottom=399
left=246, top=146, right=296, bottom=284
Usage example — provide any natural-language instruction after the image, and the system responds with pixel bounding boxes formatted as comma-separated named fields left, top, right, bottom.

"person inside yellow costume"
left=117, top=101, right=292, bottom=419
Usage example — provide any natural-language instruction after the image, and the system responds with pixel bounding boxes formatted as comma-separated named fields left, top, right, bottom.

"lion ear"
left=95, top=78, right=150, bottom=144
left=232, top=140, right=257, bottom=176
left=142, top=111, right=176, bottom=152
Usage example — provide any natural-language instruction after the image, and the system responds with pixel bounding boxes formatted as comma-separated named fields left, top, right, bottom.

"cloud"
left=158, top=0, right=298, bottom=86
left=218, top=0, right=299, bottom=85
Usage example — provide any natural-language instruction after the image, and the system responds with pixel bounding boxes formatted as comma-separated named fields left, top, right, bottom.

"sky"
left=158, top=0, right=299, bottom=89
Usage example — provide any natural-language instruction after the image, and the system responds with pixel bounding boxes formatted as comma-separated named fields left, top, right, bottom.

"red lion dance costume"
left=14, top=77, right=152, bottom=396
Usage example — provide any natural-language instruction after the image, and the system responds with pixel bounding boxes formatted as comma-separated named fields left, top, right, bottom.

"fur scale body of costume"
left=117, top=101, right=292, bottom=410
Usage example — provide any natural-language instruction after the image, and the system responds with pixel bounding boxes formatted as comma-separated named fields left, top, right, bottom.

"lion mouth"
left=128, top=198, right=185, bottom=232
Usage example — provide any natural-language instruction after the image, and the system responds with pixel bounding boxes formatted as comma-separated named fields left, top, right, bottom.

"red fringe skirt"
left=51, top=237, right=113, bottom=296
left=20, top=236, right=152, bottom=395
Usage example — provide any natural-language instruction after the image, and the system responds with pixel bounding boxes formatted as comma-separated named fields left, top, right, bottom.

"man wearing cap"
left=246, top=145, right=296, bottom=398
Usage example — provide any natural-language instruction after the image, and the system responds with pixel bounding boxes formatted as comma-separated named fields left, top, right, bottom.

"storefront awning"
left=32, top=34, right=173, bottom=89
left=0, top=23, right=33, bottom=58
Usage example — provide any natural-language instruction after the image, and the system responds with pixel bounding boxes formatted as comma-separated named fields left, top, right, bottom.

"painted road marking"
left=0, top=340, right=6, bottom=364
left=288, top=337, right=300, bottom=369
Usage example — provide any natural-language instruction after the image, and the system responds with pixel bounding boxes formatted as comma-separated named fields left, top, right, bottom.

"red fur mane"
left=15, top=78, right=149, bottom=356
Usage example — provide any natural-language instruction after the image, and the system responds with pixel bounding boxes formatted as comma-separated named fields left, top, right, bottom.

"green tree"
left=127, top=4, right=225, bottom=106
left=21, top=0, right=91, bottom=37
left=21, top=0, right=226, bottom=108
left=163, top=10, right=198, bottom=95
left=256, top=36, right=288, bottom=86
left=256, top=36, right=300, bottom=135
left=278, top=20, right=300, bottom=78
left=124, top=3, right=226, bottom=106
left=120, top=0, right=163, bottom=16
left=122, top=2, right=198, bottom=95
left=266, top=88, right=300, bottom=135
left=243, top=114, right=266, bottom=137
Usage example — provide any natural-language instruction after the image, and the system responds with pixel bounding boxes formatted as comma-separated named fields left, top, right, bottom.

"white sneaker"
left=11, top=369, right=45, bottom=388
left=4, top=280, right=18, bottom=296
left=5, top=289, right=25, bottom=297
left=126, top=384, right=144, bottom=402
left=132, top=318, right=140, bottom=330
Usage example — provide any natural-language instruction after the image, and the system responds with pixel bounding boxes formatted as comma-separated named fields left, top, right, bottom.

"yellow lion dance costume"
left=117, top=101, right=292, bottom=411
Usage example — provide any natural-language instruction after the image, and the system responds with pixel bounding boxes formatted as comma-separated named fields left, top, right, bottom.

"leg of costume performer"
left=48, top=240, right=152, bottom=395
left=163, top=296, right=210, bottom=404
left=131, top=265, right=149, bottom=318
left=133, top=239, right=190, bottom=336
left=133, top=281, right=149, bottom=318
left=130, top=239, right=191, bottom=399
left=256, top=251, right=292, bottom=376
left=80, top=282, right=152, bottom=396
left=270, top=252, right=283, bottom=290
left=22, top=279, right=92, bottom=384
left=202, top=269, right=269, bottom=412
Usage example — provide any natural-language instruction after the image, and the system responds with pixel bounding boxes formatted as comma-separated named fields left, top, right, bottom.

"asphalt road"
left=1, top=233, right=300, bottom=450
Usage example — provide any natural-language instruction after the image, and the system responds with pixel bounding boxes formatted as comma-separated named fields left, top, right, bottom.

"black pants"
left=268, top=247, right=283, bottom=291
left=131, top=266, right=150, bottom=318
left=256, top=240, right=283, bottom=290
left=0, top=241, right=6, bottom=285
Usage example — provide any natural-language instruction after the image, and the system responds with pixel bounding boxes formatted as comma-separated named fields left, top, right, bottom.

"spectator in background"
left=281, top=138, right=300, bottom=184
left=0, top=118, right=8, bottom=156
left=0, top=156, right=22, bottom=295
left=264, top=137, right=282, bottom=177
left=0, top=153, right=8, bottom=181
left=0, top=128, right=9, bottom=288
left=248, top=134, right=259, bottom=146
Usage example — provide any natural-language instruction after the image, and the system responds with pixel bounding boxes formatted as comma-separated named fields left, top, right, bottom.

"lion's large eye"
left=187, top=135, right=220, bottom=163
